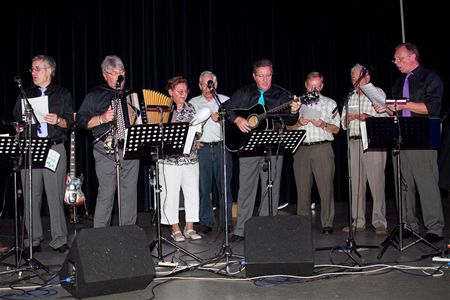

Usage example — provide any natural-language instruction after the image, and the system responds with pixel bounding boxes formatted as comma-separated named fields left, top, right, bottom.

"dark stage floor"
left=0, top=194, right=449, bottom=299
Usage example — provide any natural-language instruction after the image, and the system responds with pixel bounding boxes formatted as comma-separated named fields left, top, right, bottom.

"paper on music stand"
left=21, top=96, right=49, bottom=124
left=190, top=107, right=211, bottom=126
left=360, top=83, right=386, bottom=106
left=300, top=105, right=321, bottom=119
left=183, top=123, right=202, bottom=154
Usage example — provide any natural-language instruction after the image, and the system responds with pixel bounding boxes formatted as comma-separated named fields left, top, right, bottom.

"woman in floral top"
left=159, top=76, right=202, bottom=242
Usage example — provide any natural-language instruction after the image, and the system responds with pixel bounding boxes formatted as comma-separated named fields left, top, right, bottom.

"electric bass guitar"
left=64, top=115, right=86, bottom=206
left=225, top=90, right=319, bottom=152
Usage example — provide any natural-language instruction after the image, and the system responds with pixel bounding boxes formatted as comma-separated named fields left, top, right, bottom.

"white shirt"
left=189, top=93, right=229, bottom=143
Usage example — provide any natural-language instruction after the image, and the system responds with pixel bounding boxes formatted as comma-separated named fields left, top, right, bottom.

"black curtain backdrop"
left=1, top=0, right=448, bottom=215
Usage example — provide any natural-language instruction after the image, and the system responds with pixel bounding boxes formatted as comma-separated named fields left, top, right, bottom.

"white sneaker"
left=184, top=229, right=202, bottom=240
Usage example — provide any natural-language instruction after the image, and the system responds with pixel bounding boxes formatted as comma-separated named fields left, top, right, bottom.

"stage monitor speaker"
left=244, top=215, right=314, bottom=277
left=59, top=225, right=155, bottom=298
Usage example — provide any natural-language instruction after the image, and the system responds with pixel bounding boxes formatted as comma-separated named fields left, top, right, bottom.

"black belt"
left=349, top=136, right=361, bottom=140
left=303, top=141, right=331, bottom=146
left=52, top=140, right=64, bottom=145
left=202, top=141, right=222, bottom=146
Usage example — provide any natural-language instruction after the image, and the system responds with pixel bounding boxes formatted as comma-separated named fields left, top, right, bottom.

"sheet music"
left=300, top=105, right=321, bottom=119
left=183, top=124, right=202, bottom=154
left=359, top=83, right=386, bottom=106
left=360, top=121, right=368, bottom=151
left=21, top=96, right=49, bottom=124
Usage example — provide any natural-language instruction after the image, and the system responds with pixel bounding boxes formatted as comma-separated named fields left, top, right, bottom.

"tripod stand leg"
left=378, top=226, right=399, bottom=259
left=160, top=236, right=202, bottom=262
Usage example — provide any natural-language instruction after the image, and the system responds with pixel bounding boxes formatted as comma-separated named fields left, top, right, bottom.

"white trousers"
left=158, top=162, right=200, bottom=225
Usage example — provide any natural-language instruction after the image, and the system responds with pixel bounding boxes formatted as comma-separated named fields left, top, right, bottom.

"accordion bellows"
left=143, top=89, right=173, bottom=124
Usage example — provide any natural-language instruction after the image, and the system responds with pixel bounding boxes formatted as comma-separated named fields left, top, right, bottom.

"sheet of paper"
left=348, top=105, right=361, bottom=114
left=360, top=83, right=386, bottom=106
left=45, top=149, right=60, bottom=172
left=21, top=96, right=49, bottom=124
left=300, top=105, right=321, bottom=120
left=183, top=124, right=202, bottom=154
left=360, top=121, right=369, bottom=151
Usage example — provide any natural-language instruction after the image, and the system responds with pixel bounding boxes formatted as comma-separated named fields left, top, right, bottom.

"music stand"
left=238, top=129, right=306, bottom=216
left=123, top=123, right=202, bottom=262
left=364, top=117, right=441, bottom=259
left=0, top=137, right=51, bottom=275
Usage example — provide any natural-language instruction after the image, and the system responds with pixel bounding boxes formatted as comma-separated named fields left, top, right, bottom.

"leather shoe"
left=322, top=227, right=333, bottom=234
left=425, top=233, right=443, bottom=243
left=196, top=224, right=212, bottom=234
left=0, top=242, right=8, bottom=254
left=53, top=244, right=70, bottom=254
left=24, top=245, right=41, bottom=254
left=229, top=234, right=244, bottom=243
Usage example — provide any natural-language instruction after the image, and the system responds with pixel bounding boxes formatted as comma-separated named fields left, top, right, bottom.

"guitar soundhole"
left=247, top=115, right=259, bottom=129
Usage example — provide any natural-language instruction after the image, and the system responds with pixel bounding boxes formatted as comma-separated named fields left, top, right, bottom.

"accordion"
left=143, top=89, right=173, bottom=124
left=111, top=91, right=147, bottom=140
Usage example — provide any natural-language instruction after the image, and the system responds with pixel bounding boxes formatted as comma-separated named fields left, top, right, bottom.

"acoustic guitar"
left=225, top=90, right=319, bottom=152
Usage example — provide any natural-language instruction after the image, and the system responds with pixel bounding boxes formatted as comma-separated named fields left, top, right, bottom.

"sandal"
left=184, top=229, right=202, bottom=240
left=171, top=230, right=185, bottom=242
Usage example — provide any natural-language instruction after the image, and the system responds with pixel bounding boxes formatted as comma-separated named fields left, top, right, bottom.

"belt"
left=349, top=136, right=361, bottom=140
left=52, top=140, right=64, bottom=145
left=302, top=141, right=331, bottom=146
left=202, top=141, right=222, bottom=146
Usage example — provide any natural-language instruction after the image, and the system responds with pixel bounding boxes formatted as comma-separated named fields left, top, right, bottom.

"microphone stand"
left=14, top=77, right=49, bottom=274
left=113, top=80, right=123, bottom=225
left=318, top=70, right=376, bottom=265
left=208, top=84, right=243, bottom=274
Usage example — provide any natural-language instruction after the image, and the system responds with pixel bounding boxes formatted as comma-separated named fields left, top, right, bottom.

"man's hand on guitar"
left=290, top=99, right=301, bottom=113
left=235, top=116, right=251, bottom=133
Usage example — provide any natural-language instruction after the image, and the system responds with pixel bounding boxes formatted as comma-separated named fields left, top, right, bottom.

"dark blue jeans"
left=197, top=143, right=233, bottom=229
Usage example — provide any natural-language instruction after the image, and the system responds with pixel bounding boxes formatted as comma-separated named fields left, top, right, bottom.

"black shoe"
left=425, top=233, right=443, bottom=243
left=229, top=234, right=244, bottom=243
left=322, top=227, right=333, bottom=235
left=197, top=224, right=212, bottom=234
left=53, top=244, right=70, bottom=254
left=24, top=245, right=41, bottom=254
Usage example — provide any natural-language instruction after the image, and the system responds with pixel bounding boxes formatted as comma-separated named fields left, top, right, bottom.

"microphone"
left=361, top=65, right=374, bottom=75
left=116, top=75, right=124, bottom=89
left=207, top=80, right=215, bottom=90
left=13, top=76, right=22, bottom=86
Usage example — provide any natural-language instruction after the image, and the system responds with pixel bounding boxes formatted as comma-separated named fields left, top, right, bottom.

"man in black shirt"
left=225, top=59, right=300, bottom=240
left=77, top=55, right=140, bottom=228
left=387, top=42, right=445, bottom=243
left=13, top=54, right=73, bottom=253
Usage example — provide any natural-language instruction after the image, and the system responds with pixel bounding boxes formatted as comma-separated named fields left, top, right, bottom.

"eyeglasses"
left=29, top=66, right=49, bottom=73
left=105, top=70, right=125, bottom=77
left=175, top=89, right=190, bottom=95
left=392, top=55, right=410, bottom=63
left=255, top=73, right=273, bottom=79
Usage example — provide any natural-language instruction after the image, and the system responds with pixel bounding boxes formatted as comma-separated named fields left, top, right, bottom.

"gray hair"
left=101, top=55, right=125, bottom=73
left=199, top=70, right=217, bottom=89
left=350, top=63, right=369, bottom=75
left=32, top=55, right=56, bottom=79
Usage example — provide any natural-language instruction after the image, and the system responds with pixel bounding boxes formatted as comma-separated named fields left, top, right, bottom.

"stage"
left=0, top=195, right=448, bottom=299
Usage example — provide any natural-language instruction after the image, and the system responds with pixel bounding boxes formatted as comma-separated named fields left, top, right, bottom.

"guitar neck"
left=69, top=131, right=76, bottom=177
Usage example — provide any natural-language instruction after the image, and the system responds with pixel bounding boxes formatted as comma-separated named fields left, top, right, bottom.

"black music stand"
left=364, top=117, right=441, bottom=259
left=239, top=129, right=306, bottom=216
left=123, top=123, right=202, bottom=263
left=0, top=137, right=51, bottom=275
